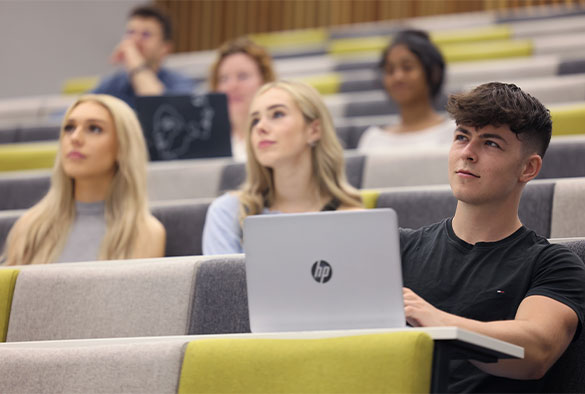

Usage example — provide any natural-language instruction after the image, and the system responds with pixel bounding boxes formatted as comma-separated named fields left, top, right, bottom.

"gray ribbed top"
left=56, top=201, right=106, bottom=263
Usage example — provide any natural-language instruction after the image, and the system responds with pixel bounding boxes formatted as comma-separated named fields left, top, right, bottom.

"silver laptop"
left=243, top=209, right=405, bottom=333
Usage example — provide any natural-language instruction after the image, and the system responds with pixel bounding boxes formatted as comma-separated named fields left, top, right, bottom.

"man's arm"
left=403, top=288, right=578, bottom=380
left=111, top=39, right=164, bottom=96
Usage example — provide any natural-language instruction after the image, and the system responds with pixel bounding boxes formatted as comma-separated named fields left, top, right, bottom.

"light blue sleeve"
left=202, top=193, right=243, bottom=255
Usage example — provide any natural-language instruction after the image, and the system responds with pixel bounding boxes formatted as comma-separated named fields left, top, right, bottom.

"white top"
left=231, top=135, right=246, bottom=162
left=357, top=118, right=456, bottom=151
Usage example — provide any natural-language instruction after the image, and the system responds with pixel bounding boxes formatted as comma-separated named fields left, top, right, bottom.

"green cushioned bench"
left=550, top=103, right=585, bottom=136
left=0, top=269, right=19, bottom=342
left=0, top=142, right=58, bottom=171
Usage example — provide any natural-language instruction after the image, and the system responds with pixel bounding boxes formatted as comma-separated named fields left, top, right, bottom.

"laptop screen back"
left=243, top=209, right=405, bottom=333
left=136, top=93, right=231, bottom=160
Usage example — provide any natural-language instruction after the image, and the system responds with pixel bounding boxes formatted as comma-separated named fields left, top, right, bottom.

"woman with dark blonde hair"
left=203, top=80, right=362, bottom=254
left=2, top=94, right=165, bottom=265
left=209, top=37, right=276, bottom=160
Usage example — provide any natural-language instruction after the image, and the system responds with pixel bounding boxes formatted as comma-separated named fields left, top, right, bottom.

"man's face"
left=125, top=17, right=169, bottom=64
left=448, top=124, right=530, bottom=206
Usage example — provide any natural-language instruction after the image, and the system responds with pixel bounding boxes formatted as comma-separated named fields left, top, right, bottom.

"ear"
left=161, top=41, right=172, bottom=57
left=519, top=154, right=542, bottom=183
left=306, top=119, right=322, bottom=145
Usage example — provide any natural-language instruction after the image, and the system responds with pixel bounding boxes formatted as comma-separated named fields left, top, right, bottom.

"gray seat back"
left=189, top=255, right=250, bottom=335
left=542, top=238, right=585, bottom=393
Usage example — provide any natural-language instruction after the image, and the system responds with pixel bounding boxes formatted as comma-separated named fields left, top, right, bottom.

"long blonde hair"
left=3, top=94, right=151, bottom=265
left=239, top=81, right=362, bottom=224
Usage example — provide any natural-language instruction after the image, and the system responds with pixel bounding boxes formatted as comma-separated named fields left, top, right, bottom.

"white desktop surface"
left=0, top=326, right=524, bottom=359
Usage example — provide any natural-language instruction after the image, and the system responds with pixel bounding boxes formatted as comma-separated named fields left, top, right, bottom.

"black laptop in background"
left=135, top=93, right=232, bottom=161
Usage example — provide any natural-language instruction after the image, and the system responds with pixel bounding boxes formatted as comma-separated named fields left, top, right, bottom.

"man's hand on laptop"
left=403, top=287, right=454, bottom=327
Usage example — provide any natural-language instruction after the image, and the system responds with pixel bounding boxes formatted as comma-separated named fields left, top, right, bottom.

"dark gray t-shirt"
left=56, top=201, right=106, bottom=263
left=400, top=218, right=585, bottom=393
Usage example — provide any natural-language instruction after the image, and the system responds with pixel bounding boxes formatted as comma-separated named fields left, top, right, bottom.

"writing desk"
left=0, top=326, right=522, bottom=393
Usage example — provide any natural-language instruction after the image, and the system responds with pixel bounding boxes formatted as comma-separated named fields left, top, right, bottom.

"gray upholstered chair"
left=217, top=153, right=366, bottom=194
left=542, top=238, right=585, bottom=393
left=189, top=255, right=250, bottom=335
left=0, top=200, right=211, bottom=259
left=5, top=257, right=199, bottom=341
left=0, top=173, right=50, bottom=210
left=375, top=181, right=555, bottom=237
left=0, top=340, right=185, bottom=394
left=151, top=199, right=212, bottom=257
left=550, top=178, right=585, bottom=238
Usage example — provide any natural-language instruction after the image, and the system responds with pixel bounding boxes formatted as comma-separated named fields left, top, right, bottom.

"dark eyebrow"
left=250, top=104, right=287, bottom=118
left=455, top=127, right=508, bottom=144
left=480, top=133, right=508, bottom=143
left=66, top=118, right=107, bottom=124
left=267, top=104, right=287, bottom=111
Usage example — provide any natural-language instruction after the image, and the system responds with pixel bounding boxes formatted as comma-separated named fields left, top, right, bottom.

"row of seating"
left=3, top=72, right=584, bottom=148
left=164, top=9, right=585, bottom=84
left=1, top=241, right=584, bottom=391
left=2, top=6, right=584, bottom=127
left=1, top=176, right=583, bottom=260
left=2, top=134, right=585, bottom=210
left=0, top=329, right=435, bottom=393
left=2, top=239, right=584, bottom=340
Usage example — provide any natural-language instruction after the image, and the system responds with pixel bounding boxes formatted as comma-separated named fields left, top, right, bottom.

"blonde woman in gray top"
left=2, top=94, right=165, bottom=265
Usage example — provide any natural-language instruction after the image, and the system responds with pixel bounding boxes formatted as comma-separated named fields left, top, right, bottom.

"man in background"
left=92, top=5, right=194, bottom=108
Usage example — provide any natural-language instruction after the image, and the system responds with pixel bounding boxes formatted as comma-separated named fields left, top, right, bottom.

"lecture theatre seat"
left=217, top=153, right=366, bottom=193
left=0, top=199, right=212, bottom=259
left=150, top=199, right=212, bottom=257
left=189, top=255, right=250, bottom=335
left=550, top=103, right=585, bottom=136
left=0, top=341, right=185, bottom=394
left=0, top=142, right=57, bottom=171
left=5, top=258, right=198, bottom=341
left=542, top=238, right=585, bottom=392
left=375, top=180, right=556, bottom=238
left=550, top=178, right=585, bottom=238
left=0, top=332, right=434, bottom=394
left=0, top=269, right=18, bottom=342
left=178, top=332, right=434, bottom=394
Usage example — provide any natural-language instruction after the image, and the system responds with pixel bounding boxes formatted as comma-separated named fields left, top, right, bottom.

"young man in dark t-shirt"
left=400, top=82, right=585, bottom=393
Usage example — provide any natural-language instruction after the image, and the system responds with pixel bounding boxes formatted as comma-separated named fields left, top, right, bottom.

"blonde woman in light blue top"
left=203, top=81, right=363, bottom=255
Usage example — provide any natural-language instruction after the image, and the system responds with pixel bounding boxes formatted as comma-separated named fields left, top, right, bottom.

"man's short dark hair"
left=446, top=82, right=552, bottom=157
left=130, top=5, right=172, bottom=42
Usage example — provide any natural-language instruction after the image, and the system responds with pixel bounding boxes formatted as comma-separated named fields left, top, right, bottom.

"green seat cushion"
left=360, top=189, right=380, bottom=209
left=0, top=269, right=19, bottom=342
left=178, top=331, right=434, bottom=393
left=300, top=73, right=341, bottom=95
left=550, top=103, right=585, bottom=136
left=0, top=142, right=58, bottom=171
left=440, top=39, right=532, bottom=63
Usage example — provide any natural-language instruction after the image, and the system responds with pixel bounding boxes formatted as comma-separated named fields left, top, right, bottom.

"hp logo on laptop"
left=311, top=260, right=332, bottom=283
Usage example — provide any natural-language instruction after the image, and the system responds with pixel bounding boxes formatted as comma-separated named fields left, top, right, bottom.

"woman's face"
left=216, top=53, right=264, bottom=128
left=382, top=44, right=430, bottom=106
left=249, top=88, right=319, bottom=169
left=60, top=101, right=118, bottom=182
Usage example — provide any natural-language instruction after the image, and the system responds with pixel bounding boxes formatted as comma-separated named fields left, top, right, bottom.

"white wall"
left=0, top=0, right=145, bottom=99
